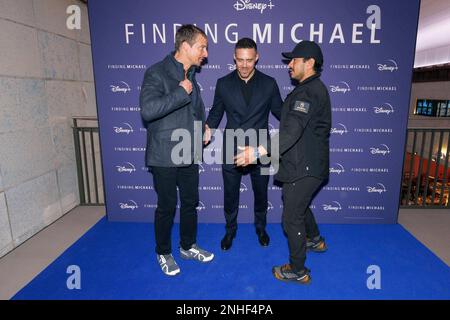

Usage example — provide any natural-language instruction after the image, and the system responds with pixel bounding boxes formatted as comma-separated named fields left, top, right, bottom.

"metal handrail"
left=400, top=128, right=450, bottom=208
left=72, top=117, right=104, bottom=205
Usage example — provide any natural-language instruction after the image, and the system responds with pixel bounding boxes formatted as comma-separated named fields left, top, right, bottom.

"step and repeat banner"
left=88, top=0, right=420, bottom=224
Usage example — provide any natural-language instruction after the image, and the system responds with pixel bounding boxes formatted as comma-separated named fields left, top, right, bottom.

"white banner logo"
left=322, top=201, right=342, bottom=212
left=377, top=59, right=398, bottom=72
left=119, top=200, right=139, bottom=210
left=329, top=81, right=351, bottom=94
left=367, top=183, right=387, bottom=194
left=114, top=122, right=134, bottom=134
left=116, top=162, right=136, bottom=173
left=373, top=103, right=394, bottom=115
left=330, top=163, right=345, bottom=174
left=370, top=144, right=391, bottom=156
left=331, top=123, right=349, bottom=135
left=233, top=0, right=275, bottom=14
left=110, top=81, right=131, bottom=93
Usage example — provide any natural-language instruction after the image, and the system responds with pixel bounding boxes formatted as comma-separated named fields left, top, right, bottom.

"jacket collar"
left=296, top=72, right=321, bottom=87
left=165, top=52, right=196, bottom=81
left=286, top=73, right=321, bottom=99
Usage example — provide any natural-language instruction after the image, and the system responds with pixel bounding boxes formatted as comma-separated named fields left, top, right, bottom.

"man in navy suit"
left=204, top=38, right=282, bottom=250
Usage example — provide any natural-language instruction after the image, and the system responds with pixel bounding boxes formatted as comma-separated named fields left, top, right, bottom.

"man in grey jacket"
left=140, top=24, right=214, bottom=276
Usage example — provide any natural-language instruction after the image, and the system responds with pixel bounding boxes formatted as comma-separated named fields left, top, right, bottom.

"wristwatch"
left=254, top=147, right=260, bottom=159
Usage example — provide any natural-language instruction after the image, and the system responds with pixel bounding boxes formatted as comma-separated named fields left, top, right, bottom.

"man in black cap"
left=272, top=41, right=331, bottom=285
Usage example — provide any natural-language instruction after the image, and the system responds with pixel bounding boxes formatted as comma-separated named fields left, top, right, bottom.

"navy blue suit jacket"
left=206, top=70, right=282, bottom=165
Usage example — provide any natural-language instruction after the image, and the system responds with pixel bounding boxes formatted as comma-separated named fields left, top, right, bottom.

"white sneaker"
left=157, top=254, right=180, bottom=276
left=180, top=244, right=214, bottom=263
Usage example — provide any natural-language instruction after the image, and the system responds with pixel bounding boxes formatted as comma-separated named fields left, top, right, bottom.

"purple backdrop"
left=88, top=0, right=420, bottom=224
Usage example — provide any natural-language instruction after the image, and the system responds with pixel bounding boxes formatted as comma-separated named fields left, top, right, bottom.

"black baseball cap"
left=282, top=40, right=323, bottom=64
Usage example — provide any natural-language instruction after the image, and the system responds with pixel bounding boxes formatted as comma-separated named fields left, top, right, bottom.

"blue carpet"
left=12, top=218, right=450, bottom=300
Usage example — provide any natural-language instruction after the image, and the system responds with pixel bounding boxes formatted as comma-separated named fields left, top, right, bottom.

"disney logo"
left=110, top=81, right=131, bottom=93
left=331, top=123, right=348, bottom=135
left=370, top=144, right=391, bottom=156
left=329, top=82, right=351, bottom=94
left=116, top=162, right=136, bottom=174
left=329, top=163, right=345, bottom=175
left=322, top=201, right=342, bottom=212
left=119, top=200, right=138, bottom=210
left=367, top=183, right=387, bottom=194
left=373, top=103, right=394, bottom=115
left=377, top=60, right=398, bottom=72
left=114, top=122, right=134, bottom=134
left=233, top=0, right=275, bottom=14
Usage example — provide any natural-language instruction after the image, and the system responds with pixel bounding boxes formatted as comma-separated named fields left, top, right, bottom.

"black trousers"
left=151, top=164, right=199, bottom=255
left=222, top=164, right=269, bottom=235
left=282, top=176, right=322, bottom=273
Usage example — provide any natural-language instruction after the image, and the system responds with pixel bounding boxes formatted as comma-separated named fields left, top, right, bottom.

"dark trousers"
left=151, top=164, right=199, bottom=255
left=222, top=164, right=269, bottom=235
left=282, top=176, right=322, bottom=273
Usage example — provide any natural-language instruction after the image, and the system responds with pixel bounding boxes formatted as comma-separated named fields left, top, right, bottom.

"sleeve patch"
left=292, top=100, right=310, bottom=114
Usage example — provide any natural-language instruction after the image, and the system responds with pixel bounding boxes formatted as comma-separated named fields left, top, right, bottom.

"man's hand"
left=234, top=146, right=256, bottom=167
left=179, top=79, right=192, bottom=94
left=235, top=146, right=268, bottom=167
left=204, top=124, right=211, bottom=145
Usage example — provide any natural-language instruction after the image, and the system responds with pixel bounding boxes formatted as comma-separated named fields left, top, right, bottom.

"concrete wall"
left=0, top=0, right=96, bottom=258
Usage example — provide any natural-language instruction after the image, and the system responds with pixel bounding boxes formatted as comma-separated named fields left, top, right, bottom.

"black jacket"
left=275, top=73, right=331, bottom=182
left=206, top=70, right=282, bottom=165
left=140, top=54, right=205, bottom=167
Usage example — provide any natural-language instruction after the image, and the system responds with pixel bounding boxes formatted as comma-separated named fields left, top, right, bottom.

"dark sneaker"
left=307, top=236, right=327, bottom=253
left=157, top=254, right=180, bottom=276
left=180, top=244, right=214, bottom=262
left=272, top=264, right=311, bottom=285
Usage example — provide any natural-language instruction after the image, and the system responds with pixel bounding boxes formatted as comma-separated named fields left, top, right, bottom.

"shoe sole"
left=160, top=266, right=180, bottom=276
left=272, top=269, right=312, bottom=285
left=163, top=269, right=180, bottom=276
